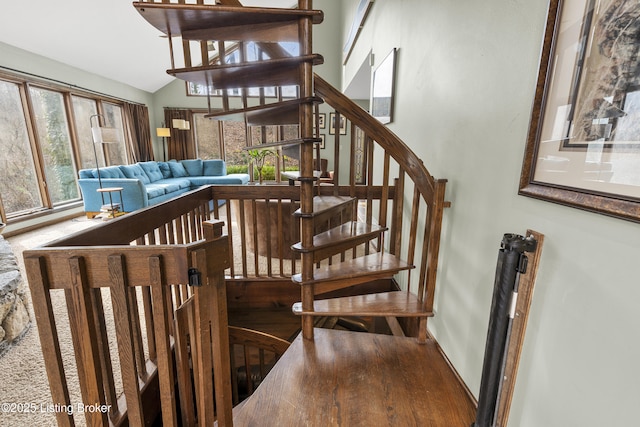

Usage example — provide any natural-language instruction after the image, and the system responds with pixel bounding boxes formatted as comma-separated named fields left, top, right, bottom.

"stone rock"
left=0, top=235, right=31, bottom=355
left=2, top=297, right=30, bottom=342
left=0, top=270, right=21, bottom=295
left=0, top=292, right=16, bottom=321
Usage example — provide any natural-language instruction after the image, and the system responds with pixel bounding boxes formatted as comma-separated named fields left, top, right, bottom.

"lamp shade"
left=156, top=127, right=171, bottom=137
left=91, top=126, right=121, bottom=144
left=91, top=126, right=103, bottom=144
left=172, top=119, right=190, bottom=130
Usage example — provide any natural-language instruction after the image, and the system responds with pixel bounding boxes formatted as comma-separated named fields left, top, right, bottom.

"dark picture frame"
left=329, top=112, right=347, bottom=135
left=371, top=48, right=396, bottom=124
left=519, top=0, right=640, bottom=223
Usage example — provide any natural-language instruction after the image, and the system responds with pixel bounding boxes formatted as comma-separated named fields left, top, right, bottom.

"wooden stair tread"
left=205, top=96, right=323, bottom=126
left=133, top=2, right=323, bottom=42
left=168, top=54, right=323, bottom=87
left=232, top=328, right=475, bottom=426
left=292, top=252, right=413, bottom=289
left=292, top=221, right=386, bottom=262
left=293, top=195, right=355, bottom=218
left=292, top=290, right=432, bottom=317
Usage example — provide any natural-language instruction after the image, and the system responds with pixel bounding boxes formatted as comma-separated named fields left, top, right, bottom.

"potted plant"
left=247, top=148, right=278, bottom=184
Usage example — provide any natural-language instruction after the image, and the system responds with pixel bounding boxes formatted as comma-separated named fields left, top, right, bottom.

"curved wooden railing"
left=314, top=74, right=442, bottom=204
left=312, top=74, right=448, bottom=328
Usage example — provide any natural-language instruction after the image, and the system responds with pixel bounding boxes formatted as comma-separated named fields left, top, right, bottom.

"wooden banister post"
left=25, top=256, right=74, bottom=427
left=66, top=256, right=109, bottom=426
left=108, top=254, right=146, bottom=426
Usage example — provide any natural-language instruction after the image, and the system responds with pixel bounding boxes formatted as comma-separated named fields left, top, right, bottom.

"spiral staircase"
left=133, top=1, right=474, bottom=425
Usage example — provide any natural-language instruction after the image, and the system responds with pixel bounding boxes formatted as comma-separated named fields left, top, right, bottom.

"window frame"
left=0, top=70, right=132, bottom=223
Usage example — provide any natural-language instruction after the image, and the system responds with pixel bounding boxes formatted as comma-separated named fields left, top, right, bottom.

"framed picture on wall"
left=320, top=134, right=326, bottom=149
left=371, top=48, right=397, bottom=124
left=329, top=113, right=347, bottom=135
left=519, top=0, right=640, bottom=223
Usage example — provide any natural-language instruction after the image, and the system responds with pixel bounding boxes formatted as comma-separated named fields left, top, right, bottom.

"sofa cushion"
left=139, top=161, right=163, bottom=182
left=168, top=161, right=189, bottom=177
left=188, top=174, right=249, bottom=186
left=181, top=159, right=203, bottom=176
left=203, top=159, right=226, bottom=176
left=78, top=169, right=94, bottom=179
left=157, top=162, right=172, bottom=179
left=154, top=178, right=192, bottom=193
left=83, top=166, right=125, bottom=179
left=145, top=184, right=166, bottom=199
left=120, top=164, right=151, bottom=184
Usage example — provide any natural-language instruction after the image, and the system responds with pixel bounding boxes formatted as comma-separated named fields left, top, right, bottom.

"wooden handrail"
left=314, top=73, right=441, bottom=204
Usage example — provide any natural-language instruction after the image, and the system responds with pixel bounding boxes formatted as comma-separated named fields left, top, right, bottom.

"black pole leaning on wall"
left=472, top=233, right=538, bottom=427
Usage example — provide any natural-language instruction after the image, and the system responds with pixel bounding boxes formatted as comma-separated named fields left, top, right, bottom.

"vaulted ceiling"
left=0, top=0, right=295, bottom=93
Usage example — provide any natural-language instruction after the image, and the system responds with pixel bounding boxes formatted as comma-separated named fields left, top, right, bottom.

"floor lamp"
left=156, top=124, right=170, bottom=161
left=90, top=113, right=119, bottom=204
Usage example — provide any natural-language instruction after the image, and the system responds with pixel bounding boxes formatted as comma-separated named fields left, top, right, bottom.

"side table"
left=96, top=187, right=124, bottom=219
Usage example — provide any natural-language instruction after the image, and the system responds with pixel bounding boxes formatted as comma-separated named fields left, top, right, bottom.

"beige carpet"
left=1, top=216, right=100, bottom=427
left=0, top=212, right=359, bottom=426
left=0, top=214, right=297, bottom=427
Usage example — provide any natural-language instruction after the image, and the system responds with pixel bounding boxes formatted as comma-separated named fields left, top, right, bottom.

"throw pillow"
left=168, top=161, right=189, bottom=177
left=120, top=164, right=151, bottom=184
left=157, top=162, right=172, bottom=179
left=139, top=161, right=164, bottom=182
left=203, top=159, right=226, bottom=176
left=181, top=159, right=203, bottom=176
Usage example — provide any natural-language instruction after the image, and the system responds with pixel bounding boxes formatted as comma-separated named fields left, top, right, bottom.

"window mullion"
left=22, top=82, right=50, bottom=208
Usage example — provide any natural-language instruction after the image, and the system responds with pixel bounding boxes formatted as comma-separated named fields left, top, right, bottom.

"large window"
left=102, top=103, right=127, bottom=166
left=0, top=74, right=131, bottom=222
left=29, top=87, right=79, bottom=205
left=0, top=80, right=41, bottom=215
left=193, top=113, right=222, bottom=160
left=72, top=95, right=101, bottom=168
left=192, top=111, right=300, bottom=180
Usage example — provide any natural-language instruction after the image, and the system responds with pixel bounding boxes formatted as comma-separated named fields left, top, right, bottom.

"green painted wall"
left=340, top=1, right=639, bottom=426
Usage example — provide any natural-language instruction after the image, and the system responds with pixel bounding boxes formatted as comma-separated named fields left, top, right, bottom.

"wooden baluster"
left=174, top=298, right=196, bottom=426
left=25, top=256, right=74, bottom=427
left=108, top=254, right=146, bottom=426
left=66, top=256, right=109, bottom=426
left=149, top=254, right=178, bottom=425
left=90, top=289, right=118, bottom=416
left=264, top=198, right=273, bottom=276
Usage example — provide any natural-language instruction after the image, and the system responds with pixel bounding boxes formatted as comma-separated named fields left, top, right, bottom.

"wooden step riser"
left=308, top=240, right=374, bottom=263
left=294, top=221, right=384, bottom=247
left=205, top=97, right=323, bottom=127
left=311, top=206, right=354, bottom=232
left=309, top=272, right=400, bottom=295
left=294, top=196, right=355, bottom=217
left=183, top=21, right=299, bottom=43
left=169, top=55, right=323, bottom=88
left=134, top=3, right=324, bottom=41
left=292, top=290, right=434, bottom=318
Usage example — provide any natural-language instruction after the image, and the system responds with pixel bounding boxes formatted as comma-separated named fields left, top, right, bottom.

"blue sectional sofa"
left=78, top=159, right=249, bottom=216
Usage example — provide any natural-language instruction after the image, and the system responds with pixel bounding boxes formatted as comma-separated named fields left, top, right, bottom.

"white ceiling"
left=0, top=0, right=296, bottom=93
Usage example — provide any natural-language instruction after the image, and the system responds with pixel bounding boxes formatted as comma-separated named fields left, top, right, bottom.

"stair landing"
left=231, top=328, right=476, bottom=425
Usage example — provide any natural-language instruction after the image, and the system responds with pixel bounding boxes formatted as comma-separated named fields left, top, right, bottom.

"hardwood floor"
left=232, top=328, right=476, bottom=426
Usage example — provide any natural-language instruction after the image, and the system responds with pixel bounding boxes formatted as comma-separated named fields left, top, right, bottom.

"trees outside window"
left=29, top=87, right=79, bottom=205
left=0, top=80, right=41, bottom=215
left=0, top=74, right=131, bottom=221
